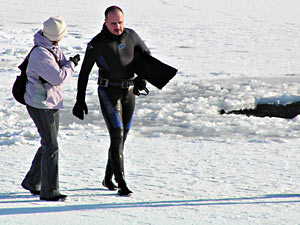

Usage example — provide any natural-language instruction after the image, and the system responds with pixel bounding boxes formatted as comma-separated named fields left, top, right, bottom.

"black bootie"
left=102, top=179, right=117, bottom=191
left=118, top=186, right=133, bottom=196
left=117, top=181, right=132, bottom=197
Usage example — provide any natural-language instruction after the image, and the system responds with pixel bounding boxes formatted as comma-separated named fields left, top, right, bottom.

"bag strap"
left=18, top=45, right=39, bottom=71
left=46, top=48, right=59, bottom=64
left=29, top=45, right=60, bottom=65
left=22, top=45, right=61, bottom=85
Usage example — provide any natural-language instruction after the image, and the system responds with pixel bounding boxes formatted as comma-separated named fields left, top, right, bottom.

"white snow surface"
left=1, top=0, right=300, bottom=224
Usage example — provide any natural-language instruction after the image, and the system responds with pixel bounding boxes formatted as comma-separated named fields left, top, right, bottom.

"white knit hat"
left=42, top=16, right=67, bottom=41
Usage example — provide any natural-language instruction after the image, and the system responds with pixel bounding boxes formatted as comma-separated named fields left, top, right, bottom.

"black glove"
left=70, top=54, right=80, bottom=67
left=133, top=77, right=149, bottom=96
left=133, top=77, right=146, bottom=90
left=72, top=101, right=88, bottom=120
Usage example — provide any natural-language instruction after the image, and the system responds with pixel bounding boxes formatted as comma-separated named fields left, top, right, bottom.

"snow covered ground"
left=1, top=0, right=300, bottom=224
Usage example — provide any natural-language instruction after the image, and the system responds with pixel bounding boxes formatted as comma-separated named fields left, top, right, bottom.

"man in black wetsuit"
left=72, top=6, right=150, bottom=196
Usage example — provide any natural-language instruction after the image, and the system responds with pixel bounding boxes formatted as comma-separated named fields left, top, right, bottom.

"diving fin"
left=134, top=53, right=178, bottom=90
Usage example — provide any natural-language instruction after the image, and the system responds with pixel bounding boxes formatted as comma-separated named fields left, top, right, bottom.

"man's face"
left=105, top=10, right=124, bottom=36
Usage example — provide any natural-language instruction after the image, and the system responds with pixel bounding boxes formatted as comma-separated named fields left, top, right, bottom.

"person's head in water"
left=105, top=6, right=124, bottom=36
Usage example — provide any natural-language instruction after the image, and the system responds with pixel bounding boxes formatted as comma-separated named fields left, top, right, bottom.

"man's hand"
left=133, top=77, right=146, bottom=90
left=133, top=76, right=149, bottom=96
left=72, top=101, right=88, bottom=120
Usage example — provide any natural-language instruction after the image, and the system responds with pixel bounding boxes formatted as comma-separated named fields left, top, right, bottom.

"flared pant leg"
left=25, top=105, right=60, bottom=198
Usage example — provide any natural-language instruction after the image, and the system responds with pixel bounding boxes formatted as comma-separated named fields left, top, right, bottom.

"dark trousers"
left=22, top=105, right=61, bottom=198
left=98, top=86, right=135, bottom=187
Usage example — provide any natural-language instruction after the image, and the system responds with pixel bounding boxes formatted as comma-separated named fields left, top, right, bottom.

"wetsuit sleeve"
left=130, top=29, right=151, bottom=55
left=76, top=43, right=97, bottom=102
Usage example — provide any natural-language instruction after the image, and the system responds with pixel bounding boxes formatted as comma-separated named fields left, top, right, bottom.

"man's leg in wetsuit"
left=98, top=86, right=135, bottom=194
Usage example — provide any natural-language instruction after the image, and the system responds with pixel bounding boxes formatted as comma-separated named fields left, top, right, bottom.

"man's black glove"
left=133, top=77, right=149, bottom=96
left=70, top=54, right=80, bottom=67
left=72, top=101, right=88, bottom=120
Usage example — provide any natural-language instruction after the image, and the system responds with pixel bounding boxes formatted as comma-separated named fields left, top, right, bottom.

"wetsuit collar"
left=102, top=24, right=124, bottom=41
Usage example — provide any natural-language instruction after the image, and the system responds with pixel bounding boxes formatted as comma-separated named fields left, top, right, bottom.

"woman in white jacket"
left=21, top=16, right=80, bottom=201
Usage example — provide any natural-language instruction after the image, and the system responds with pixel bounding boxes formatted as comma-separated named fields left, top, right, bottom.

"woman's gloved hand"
left=70, top=54, right=80, bottom=67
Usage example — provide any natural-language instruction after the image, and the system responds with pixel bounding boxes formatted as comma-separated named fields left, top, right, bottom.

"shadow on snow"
left=0, top=191, right=300, bottom=215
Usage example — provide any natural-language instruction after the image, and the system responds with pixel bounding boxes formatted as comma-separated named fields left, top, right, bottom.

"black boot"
left=108, top=129, right=132, bottom=196
left=40, top=194, right=67, bottom=201
left=102, top=159, right=117, bottom=191
left=118, top=185, right=133, bottom=197
left=102, top=179, right=117, bottom=191
left=21, top=181, right=40, bottom=195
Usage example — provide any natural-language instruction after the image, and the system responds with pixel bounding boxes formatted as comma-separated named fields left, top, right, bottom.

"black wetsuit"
left=76, top=24, right=150, bottom=187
